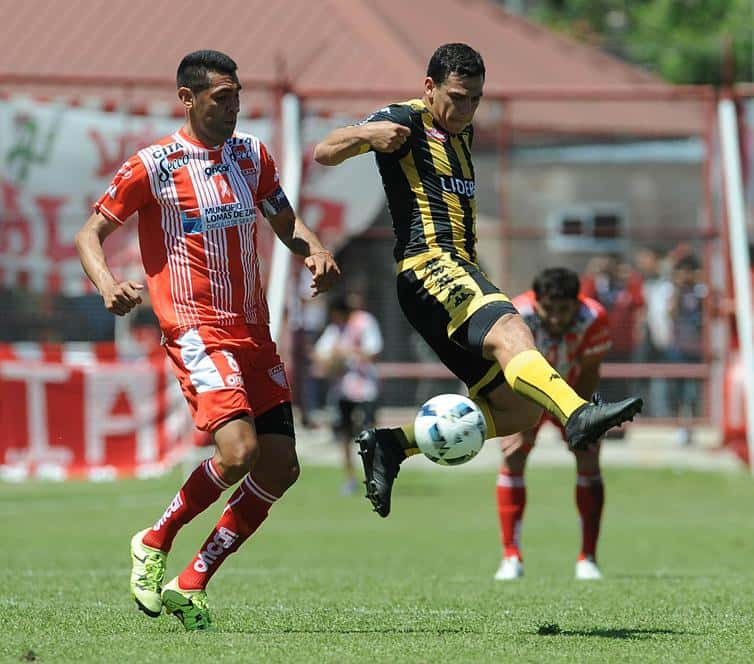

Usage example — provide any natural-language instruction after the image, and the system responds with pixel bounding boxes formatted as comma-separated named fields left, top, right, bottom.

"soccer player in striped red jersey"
left=76, top=50, right=340, bottom=630
left=494, top=268, right=612, bottom=582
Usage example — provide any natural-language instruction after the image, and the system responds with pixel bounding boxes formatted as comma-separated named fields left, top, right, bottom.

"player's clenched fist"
left=365, top=121, right=411, bottom=153
left=102, top=280, right=144, bottom=316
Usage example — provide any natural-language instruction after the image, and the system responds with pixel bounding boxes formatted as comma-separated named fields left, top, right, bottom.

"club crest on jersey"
left=212, top=174, right=236, bottom=204
left=426, top=126, right=447, bottom=143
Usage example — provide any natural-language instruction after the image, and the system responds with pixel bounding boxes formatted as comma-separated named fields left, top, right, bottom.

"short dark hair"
left=675, top=254, right=701, bottom=271
left=177, top=50, right=238, bottom=92
left=533, top=267, right=580, bottom=301
left=427, top=43, right=485, bottom=86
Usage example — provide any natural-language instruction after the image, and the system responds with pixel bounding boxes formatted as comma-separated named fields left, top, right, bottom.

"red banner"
left=0, top=343, right=198, bottom=480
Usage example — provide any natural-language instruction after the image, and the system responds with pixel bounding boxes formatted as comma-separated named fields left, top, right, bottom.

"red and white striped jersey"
left=95, top=128, right=286, bottom=334
left=513, top=291, right=611, bottom=384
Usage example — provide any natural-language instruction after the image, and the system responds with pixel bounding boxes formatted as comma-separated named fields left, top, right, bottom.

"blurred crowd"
left=581, top=245, right=707, bottom=441
left=1, top=245, right=708, bottom=441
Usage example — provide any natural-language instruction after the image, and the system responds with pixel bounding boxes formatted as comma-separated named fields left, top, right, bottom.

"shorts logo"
left=268, top=364, right=288, bottom=389
left=225, top=373, right=243, bottom=387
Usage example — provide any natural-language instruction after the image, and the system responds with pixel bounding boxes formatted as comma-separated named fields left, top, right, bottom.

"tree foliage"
left=531, top=0, right=754, bottom=84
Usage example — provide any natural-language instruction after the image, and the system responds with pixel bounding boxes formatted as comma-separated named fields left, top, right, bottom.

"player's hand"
left=101, top=280, right=144, bottom=316
left=304, top=251, right=341, bottom=296
left=365, top=121, right=411, bottom=153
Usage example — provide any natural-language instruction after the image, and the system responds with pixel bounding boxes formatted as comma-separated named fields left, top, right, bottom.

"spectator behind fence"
left=633, top=247, right=674, bottom=417
left=313, top=293, right=383, bottom=495
left=581, top=255, right=645, bottom=363
left=667, top=253, right=707, bottom=444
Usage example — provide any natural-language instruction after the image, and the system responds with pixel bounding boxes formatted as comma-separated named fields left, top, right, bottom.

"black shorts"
left=396, top=252, right=518, bottom=397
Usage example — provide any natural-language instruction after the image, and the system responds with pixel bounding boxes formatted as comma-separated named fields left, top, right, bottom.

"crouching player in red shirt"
left=495, top=268, right=612, bottom=581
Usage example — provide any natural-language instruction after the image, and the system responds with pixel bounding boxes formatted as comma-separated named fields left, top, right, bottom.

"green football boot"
left=162, top=577, right=214, bottom=631
left=129, top=529, right=167, bottom=617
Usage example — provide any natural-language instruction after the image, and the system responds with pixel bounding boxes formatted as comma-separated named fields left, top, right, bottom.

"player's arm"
left=256, top=140, right=340, bottom=294
left=266, top=205, right=341, bottom=296
left=313, top=121, right=411, bottom=165
left=75, top=212, right=144, bottom=316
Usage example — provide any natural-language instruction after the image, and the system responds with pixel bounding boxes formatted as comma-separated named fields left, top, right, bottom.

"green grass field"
left=3, top=464, right=754, bottom=663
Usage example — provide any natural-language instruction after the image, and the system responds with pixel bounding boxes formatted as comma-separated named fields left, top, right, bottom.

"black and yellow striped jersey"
left=359, top=99, right=477, bottom=266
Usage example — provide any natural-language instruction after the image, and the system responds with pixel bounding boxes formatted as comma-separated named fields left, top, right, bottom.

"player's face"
left=425, top=72, right=484, bottom=135
left=534, top=295, right=579, bottom=337
left=187, top=71, right=241, bottom=145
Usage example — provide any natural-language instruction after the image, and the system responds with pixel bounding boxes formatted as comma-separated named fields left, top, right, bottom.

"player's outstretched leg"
left=355, top=428, right=410, bottom=517
left=130, top=529, right=167, bottom=617
left=564, top=395, right=643, bottom=451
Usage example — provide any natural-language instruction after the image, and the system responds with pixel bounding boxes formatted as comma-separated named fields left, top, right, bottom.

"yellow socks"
left=394, top=426, right=421, bottom=457
left=503, top=349, right=587, bottom=426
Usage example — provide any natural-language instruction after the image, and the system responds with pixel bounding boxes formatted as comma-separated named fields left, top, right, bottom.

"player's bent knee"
left=222, top=440, right=260, bottom=477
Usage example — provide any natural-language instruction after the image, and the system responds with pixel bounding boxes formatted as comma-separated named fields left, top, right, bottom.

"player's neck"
left=181, top=123, right=224, bottom=149
left=421, top=95, right=456, bottom=136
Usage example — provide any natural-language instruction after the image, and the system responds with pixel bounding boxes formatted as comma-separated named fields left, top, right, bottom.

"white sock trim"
left=204, top=459, right=231, bottom=490
left=243, top=474, right=278, bottom=504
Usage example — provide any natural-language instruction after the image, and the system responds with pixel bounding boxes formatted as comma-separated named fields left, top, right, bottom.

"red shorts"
left=163, top=323, right=292, bottom=432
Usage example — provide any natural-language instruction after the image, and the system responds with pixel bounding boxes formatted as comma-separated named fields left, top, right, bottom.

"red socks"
left=177, top=474, right=278, bottom=590
left=496, top=470, right=526, bottom=559
left=142, top=458, right=230, bottom=552
left=576, top=474, right=604, bottom=560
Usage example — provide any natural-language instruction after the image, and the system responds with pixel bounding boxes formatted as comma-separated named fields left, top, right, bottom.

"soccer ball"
left=414, top=394, right=487, bottom=466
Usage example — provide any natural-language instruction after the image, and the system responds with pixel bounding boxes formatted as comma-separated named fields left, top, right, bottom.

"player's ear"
left=424, top=77, right=435, bottom=100
left=177, top=87, right=194, bottom=110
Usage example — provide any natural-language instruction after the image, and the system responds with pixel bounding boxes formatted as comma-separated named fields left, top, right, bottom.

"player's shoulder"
left=578, top=294, right=608, bottom=320
left=133, top=133, right=187, bottom=167
left=368, top=99, right=425, bottom=125
left=229, top=130, right=261, bottom=146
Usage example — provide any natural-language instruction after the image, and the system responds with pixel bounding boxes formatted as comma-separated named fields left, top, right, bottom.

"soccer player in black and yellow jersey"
left=314, top=43, right=642, bottom=518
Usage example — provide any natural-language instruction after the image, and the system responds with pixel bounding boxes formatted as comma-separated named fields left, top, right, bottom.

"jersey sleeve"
left=94, top=157, right=151, bottom=224
left=352, top=104, right=413, bottom=156
left=581, top=303, right=612, bottom=359
left=256, top=141, right=292, bottom=219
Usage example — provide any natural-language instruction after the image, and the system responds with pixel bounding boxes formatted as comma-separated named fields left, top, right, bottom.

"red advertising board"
left=0, top=343, right=197, bottom=480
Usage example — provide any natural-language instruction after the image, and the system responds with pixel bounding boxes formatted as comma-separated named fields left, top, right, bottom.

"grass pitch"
left=3, top=462, right=754, bottom=662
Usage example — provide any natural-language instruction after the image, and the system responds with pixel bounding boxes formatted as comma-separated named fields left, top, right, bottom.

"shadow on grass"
left=535, top=624, right=691, bottom=640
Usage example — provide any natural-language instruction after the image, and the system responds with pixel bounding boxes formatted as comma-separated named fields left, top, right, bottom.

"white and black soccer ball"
left=414, top=394, right=487, bottom=466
